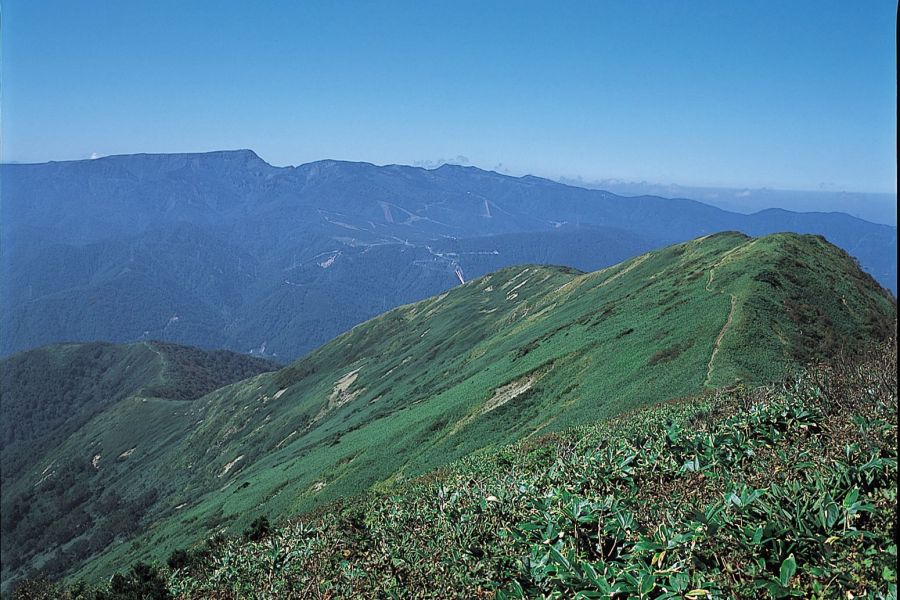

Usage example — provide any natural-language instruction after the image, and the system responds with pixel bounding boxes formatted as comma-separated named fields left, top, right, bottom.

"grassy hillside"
left=21, top=341, right=898, bottom=599
left=0, top=343, right=278, bottom=590
left=2, top=233, right=894, bottom=591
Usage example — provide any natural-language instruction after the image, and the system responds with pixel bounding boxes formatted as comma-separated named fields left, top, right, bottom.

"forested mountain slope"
left=0, top=342, right=278, bottom=591
left=2, top=151, right=895, bottom=359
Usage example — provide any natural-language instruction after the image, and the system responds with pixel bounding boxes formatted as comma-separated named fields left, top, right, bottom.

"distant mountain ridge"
left=2, top=150, right=896, bottom=359
left=1, top=232, right=894, bottom=589
left=560, top=177, right=898, bottom=225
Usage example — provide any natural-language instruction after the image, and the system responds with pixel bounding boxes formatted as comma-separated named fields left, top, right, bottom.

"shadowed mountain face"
left=2, top=150, right=896, bottom=359
left=0, top=233, right=894, bottom=589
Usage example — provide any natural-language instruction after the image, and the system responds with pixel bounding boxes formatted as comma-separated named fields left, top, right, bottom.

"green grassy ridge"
left=0, top=342, right=279, bottom=591
left=3, top=233, right=895, bottom=590
left=172, top=341, right=898, bottom=599
left=32, top=340, right=898, bottom=599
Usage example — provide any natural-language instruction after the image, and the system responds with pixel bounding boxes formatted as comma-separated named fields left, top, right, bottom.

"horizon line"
left=1, top=148, right=896, bottom=197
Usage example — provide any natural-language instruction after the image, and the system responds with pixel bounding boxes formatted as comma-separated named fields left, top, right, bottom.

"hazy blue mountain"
left=2, top=150, right=895, bottom=358
left=561, top=177, right=898, bottom=226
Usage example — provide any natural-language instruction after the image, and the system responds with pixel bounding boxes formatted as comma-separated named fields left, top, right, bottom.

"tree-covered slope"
left=0, top=342, right=278, bottom=588
left=2, top=233, right=894, bottom=591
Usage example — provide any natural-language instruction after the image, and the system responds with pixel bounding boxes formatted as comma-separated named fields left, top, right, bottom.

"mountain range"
left=1, top=232, right=894, bottom=590
left=558, top=177, right=898, bottom=226
left=1, top=150, right=896, bottom=360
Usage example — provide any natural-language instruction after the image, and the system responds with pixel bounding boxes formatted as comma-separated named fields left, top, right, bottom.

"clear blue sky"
left=1, top=0, right=896, bottom=192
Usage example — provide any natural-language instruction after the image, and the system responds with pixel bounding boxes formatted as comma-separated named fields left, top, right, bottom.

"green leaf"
left=751, top=526, right=764, bottom=545
left=633, top=540, right=663, bottom=552
left=779, top=553, right=797, bottom=587
left=573, top=592, right=606, bottom=599
left=639, top=573, right=656, bottom=595
left=547, top=545, right=571, bottom=572
left=667, top=572, right=689, bottom=593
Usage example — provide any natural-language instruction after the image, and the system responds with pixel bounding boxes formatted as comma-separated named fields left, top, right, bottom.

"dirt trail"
left=706, top=239, right=758, bottom=291
left=705, top=293, right=736, bottom=387
left=702, top=240, right=757, bottom=385
left=143, top=341, right=169, bottom=374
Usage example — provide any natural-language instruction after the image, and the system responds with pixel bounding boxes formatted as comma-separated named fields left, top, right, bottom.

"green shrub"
left=243, top=515, right=271, bottom=542
left=106, top=562, right=170, bottom=600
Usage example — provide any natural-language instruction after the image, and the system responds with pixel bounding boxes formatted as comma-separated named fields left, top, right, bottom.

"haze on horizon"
left=1, top=0, right=896, bottom=194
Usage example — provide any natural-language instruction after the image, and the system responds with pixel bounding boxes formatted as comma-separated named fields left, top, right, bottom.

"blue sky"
left=1, top=0, right=896, bottom=192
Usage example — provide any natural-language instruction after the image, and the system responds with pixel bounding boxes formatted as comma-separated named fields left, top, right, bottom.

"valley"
left=2, top=151, right=896, bottom=360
